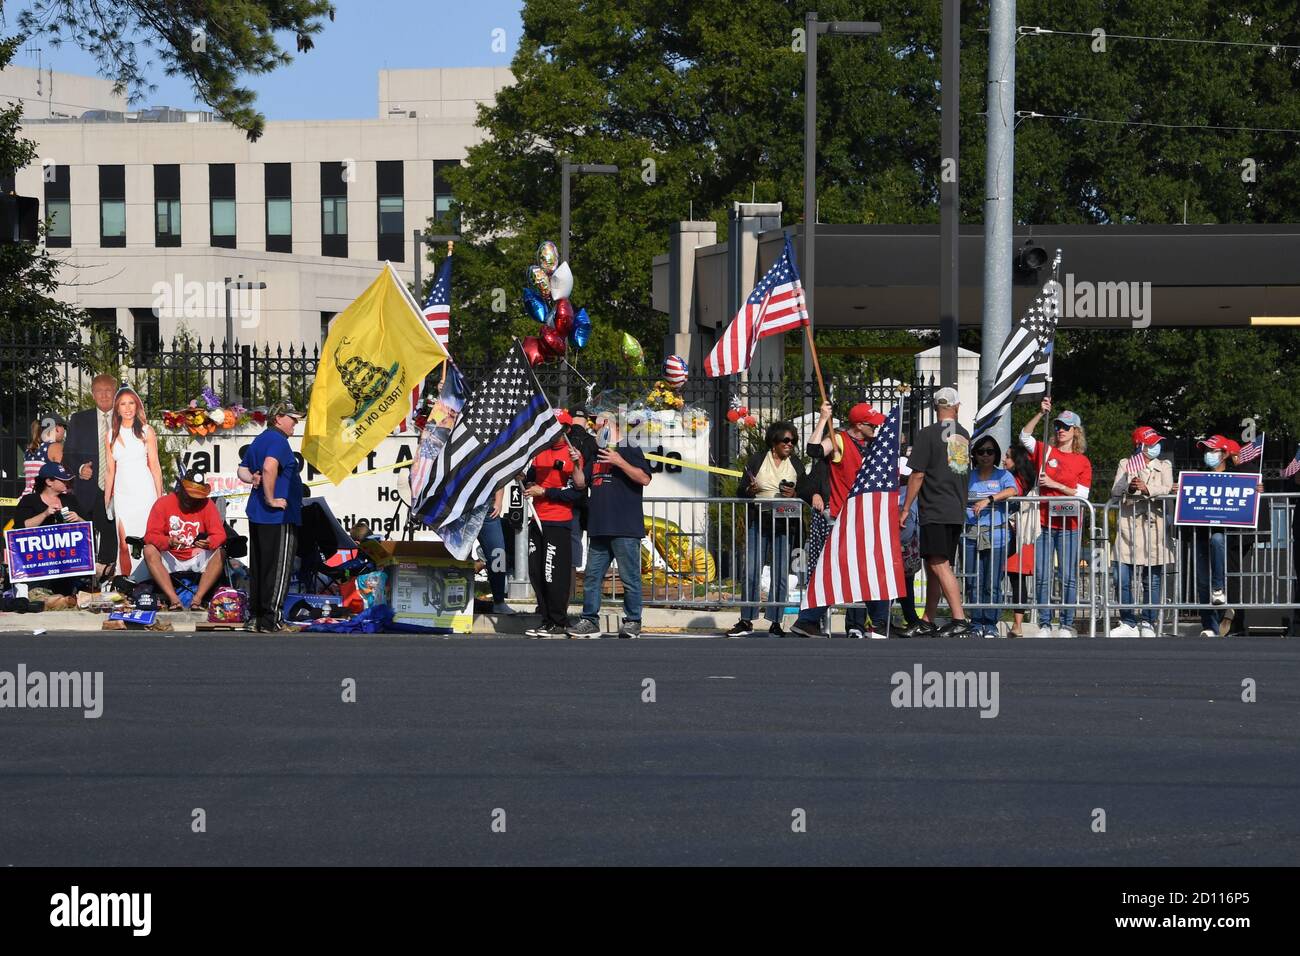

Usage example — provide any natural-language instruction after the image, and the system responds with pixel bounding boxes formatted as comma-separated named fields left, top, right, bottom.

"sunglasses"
left=974, top=447, right=997, bottom=456
left=1053, top=422, right=1072, bottom=431
left=777, top=436, right=796, bottom=445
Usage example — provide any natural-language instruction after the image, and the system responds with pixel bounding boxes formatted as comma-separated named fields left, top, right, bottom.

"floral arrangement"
left=162, top=386, right=253, bottom=437
left=645, top=381, right=686, bottom=411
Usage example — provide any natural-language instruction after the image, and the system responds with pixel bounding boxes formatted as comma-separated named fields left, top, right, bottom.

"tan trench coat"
left=1109, top=457, right=1175, bottom=565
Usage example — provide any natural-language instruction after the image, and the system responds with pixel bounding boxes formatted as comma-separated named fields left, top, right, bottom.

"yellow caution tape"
left=643, top=453, right=742, bottom=478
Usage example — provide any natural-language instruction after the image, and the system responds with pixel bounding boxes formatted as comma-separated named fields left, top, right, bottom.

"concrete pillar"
left=915, top=345, right=980, bottom=434
left=663, top=220, right=717, bottom=367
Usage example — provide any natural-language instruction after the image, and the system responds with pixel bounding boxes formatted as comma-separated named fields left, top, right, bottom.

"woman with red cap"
left=1109, top=425, right=1174, bottom=636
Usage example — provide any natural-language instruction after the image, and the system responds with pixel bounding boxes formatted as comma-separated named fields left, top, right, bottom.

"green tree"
left=15, top=0, right=336, bottom=139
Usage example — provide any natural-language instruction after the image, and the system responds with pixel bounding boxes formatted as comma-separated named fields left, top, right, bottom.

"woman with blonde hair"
left=1020, top=397, right=1093, bottom=637
left=103, top=384, right=163, bottom=575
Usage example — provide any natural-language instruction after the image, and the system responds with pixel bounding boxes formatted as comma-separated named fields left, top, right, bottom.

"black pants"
left=92, top=495, right=116, bottom=567
left=249, top=521, right=298, bottom=629
left=529, top=520, right=572, bottom=627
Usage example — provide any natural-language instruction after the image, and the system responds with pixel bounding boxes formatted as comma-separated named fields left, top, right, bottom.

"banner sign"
left=1174, top=471, right=1261, bottom=528
left=4, top=521, right=95, bottom=582
left=108, top=609, right=158, bottom=626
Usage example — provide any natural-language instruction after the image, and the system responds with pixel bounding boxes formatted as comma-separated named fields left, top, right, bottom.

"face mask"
left=1144, top=443, right=1161, bottom=459
left=1203, top=451, right=1222, bottom=468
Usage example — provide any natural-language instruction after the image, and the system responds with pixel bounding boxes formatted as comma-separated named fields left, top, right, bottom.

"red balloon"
left=521, top=336, right=546, bottom=366
left=744, top=415, right=757, bottom=427
left=541, top=325, right=567, bottom=357
left=726, top=409, right=741, bottom=423
left=553, top=298, right=575, bottom=336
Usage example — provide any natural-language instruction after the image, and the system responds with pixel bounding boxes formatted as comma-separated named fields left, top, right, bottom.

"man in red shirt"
left=128, top=468, right=227, bottom=610
left=522, top=413, right=587, bottom=636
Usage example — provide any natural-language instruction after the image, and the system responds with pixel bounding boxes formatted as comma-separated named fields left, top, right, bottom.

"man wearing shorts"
left=129, top=467, right=227, bottom=609
left=900, top=387, right=972, bottom=637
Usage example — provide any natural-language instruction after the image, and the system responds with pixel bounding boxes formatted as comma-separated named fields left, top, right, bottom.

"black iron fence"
left=0, top=332, right=937, bottom=499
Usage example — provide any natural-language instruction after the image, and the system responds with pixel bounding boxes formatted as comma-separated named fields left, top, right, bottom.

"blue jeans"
left=1035, top=528, right=1081, bottom=627
left=477, top=516, right=508, bottom=604
left=582, top=535, right=642, bottom=623
left=742, top=520, right=790, bottom=624
left=1117, top=563, right=1164, bottom=626
left=963, top=539, right=1007, bottom=629
left=1195, top=532, right=1227, bottom=631
left=845, top=600, right=891, bottom=634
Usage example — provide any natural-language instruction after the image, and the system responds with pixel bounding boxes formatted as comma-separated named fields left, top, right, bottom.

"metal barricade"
left=953, top=494, right=1101, bottom=637
left=1101, top=492, right=1298, bottom=636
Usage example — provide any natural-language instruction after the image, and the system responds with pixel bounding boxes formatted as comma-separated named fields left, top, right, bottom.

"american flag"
left=423, top=253, right=453, bottom=347
left=1237, top=434, right=1263, bottom=466
left=412, top=342, right=563, bottom=538
left=1281, top=447, right=1300, bottom=479
left=973, top=280, right=1060, bottom=438
left=704, top=236, right=809, bottom=377
left=802, top=405, right=905, bottom=610
left=1125, top=449, right=1147, bottom=477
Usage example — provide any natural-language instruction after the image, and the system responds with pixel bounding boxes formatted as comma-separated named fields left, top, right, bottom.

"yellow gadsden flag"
left=304, top=262, right=448, bottom=484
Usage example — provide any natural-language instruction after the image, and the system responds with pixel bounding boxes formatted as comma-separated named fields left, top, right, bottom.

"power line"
left=1017, top=111, right=1300, bottom=136
left=1018, top=25, right=1300, bottom=53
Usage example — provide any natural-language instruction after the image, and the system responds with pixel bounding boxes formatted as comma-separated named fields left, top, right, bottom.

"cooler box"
left=359, top=540, right=475, bottom=633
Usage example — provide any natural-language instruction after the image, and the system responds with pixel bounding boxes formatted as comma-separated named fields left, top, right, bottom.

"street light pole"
left=802, top=14, right=881, bottom=415
left=559, top=161, right=619, bottom=267
left=223, top=274, right=266, bottom=401
left=412, top=229, right=460, bottom=296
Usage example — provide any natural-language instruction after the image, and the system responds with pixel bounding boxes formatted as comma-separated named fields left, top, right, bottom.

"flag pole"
left=1037, top=250, right=1063, bottom=482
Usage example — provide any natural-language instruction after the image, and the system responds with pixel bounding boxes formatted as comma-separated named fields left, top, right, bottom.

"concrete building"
left=6, top=66, right=512, bottom=349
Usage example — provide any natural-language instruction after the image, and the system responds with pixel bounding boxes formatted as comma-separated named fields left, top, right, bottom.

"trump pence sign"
left=4, top=521, right=96, bottom=582
left=1174, top=471, right=1261, bottom=528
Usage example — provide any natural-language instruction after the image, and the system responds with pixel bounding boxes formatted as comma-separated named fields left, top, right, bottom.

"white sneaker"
left=1110, top=623, right=1140, bottom=638
left=1057, top=626, right=1077, bottom=639
left=1199, top=629, right=1217, bottom=637
left=1210, top=589, right=1227, bottom=606
left=1033, top=624, right=1056, bottom=638
left=491, top=602, right=518, bottom=615
left=868, top=631, right=889, bottom=640
left=1138, top=623, right=1157, bottom=638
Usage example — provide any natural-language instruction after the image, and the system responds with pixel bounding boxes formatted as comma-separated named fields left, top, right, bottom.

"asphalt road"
left=1, top=633, right=1297, bottom=866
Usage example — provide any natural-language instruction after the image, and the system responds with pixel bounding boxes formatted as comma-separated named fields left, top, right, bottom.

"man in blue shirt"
left=239, top=401, right=305, bottom=631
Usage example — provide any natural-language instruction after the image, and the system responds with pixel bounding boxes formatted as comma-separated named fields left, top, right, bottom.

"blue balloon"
left=570, top=307, right=592, bottom=348
left=522, top=287, right=549, bottom=325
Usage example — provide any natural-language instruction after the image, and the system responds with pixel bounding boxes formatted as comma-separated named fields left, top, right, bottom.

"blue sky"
left=8, top=0, right=525, bottom=119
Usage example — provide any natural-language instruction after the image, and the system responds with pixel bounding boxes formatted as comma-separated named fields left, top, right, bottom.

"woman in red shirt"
left=522, top=421, right=586, bottom=637
left=1020, top=397, right=1092, bottom=637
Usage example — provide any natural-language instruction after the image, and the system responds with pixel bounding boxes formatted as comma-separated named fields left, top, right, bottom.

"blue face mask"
left=1204, top=451, right=1222, bottom=468
left=1144, top=443, right=1161, bottom=459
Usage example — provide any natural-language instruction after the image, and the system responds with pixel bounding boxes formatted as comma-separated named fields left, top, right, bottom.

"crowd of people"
left=724, top=390, right=1288, bottom=638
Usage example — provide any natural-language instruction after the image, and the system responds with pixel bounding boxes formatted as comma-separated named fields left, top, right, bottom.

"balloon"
left=570, top=307, right=592, bottom=348
left=528, top=265, right=552, bottom=302
left=621, top=331, right=644, bottom=366
left=744, top=415, right=757, bottom=428
left=541, top=325, right=567, bottom=357
left=664, top=354, right=689, bottom=389
left=521, top=336, right=546, bottom=367
left=548, top=261, right=574, bottom=300
left=522, top=287, right=549, bottom=325
left=554, top=298, right=575, bottom=336
left=536, top=240, right=560, bottom=274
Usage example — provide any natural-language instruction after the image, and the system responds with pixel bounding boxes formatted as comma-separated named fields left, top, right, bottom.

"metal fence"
left=573, top=492, right=1299, bottom=636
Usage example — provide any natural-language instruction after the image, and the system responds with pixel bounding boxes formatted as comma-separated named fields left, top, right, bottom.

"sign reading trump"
left=4, top=521, right=95, bottom=582
left=1174, top=471, right=1261, bottom=528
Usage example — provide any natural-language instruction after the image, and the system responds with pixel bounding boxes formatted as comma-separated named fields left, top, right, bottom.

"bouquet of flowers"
left=161, top=389, right=252, bottom=437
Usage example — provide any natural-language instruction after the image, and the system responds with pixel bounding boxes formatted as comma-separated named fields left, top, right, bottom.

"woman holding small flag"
left=1108, top=426, right=1174, bottom=637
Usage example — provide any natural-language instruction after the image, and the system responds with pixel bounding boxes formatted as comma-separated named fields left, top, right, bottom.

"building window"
left=376, top=160, right=404, bottom=262
left=43, top=164, right=70, bottom=247
left=320, top=311, right=336, bottom=345
left=86, top=308, right=117, bottom=341
left=210, top=163, right=236, bottom=249
left=99, top=165, right=125, bottom=247
left=320, top=161, right=348, bottom=258
left=154, top=164, right=181, bottom=247
left=265, top=162, right=292, bottom=253
left=131, top=307, right=160, bottom=359
left=433, top=159, right=459, bottom=230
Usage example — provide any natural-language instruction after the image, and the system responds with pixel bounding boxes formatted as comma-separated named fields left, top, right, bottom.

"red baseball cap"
left=848, top=403, right=886, bottom=427
left=1197, top=435, right=1233, bottom=452
left=1132, top=425, right=1164, bottom=446
left=1224, top=438, right=1242, bottom=456
left=556, top=410, right=573, bottom=426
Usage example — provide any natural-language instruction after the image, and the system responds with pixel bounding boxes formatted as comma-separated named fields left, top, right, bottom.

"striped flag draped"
left=704, top=236, right=809, bottom=377
left=802, top=405, right=905, bottom=610
left=972, top=280, right=1061, bottom=438
left=1281, top=447, right=1300, bottom=479
left=412, top=342, right=563, bottom=536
